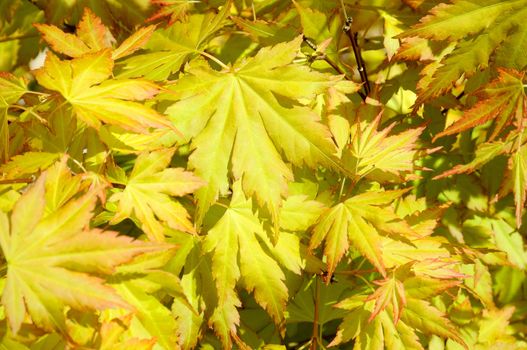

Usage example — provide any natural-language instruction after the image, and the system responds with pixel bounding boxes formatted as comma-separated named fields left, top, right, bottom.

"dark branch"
left=343, top=16, right=371, bottom=99
left=302, top=35, right=366, bottom=100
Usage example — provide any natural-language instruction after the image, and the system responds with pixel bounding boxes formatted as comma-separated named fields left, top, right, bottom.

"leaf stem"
left=9, top=104, right=48, bottom=125
left=212, top=201, right=230, bottom=209
left=24, top=90, right=51, bottom=97
left=338, top=177, right=347, bottom=200
left=302, top=36, right=352, bottom=81
left=69, top=157, right=88, bottom=174
left=0, top=33, right=39, bottom=44
left=199, top=51, right=230, bottom=70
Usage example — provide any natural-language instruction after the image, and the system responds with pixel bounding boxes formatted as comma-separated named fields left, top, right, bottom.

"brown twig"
left=0, top=178, right=34, bottom=184
left=343, top=16, right=370, bottom=99
left=302, top=36, right=346, bottom=75
left=310, top=276, right=320, bottom=350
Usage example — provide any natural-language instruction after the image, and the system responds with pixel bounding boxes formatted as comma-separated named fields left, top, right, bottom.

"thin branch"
left=0, top=178, right=34, bottom=184
left=310, top=276, right=320, bottom=350
left=342, top=16, right=370, bottom=99
left=302, top=36, right=366, bottom=101
left=440, top=90, right=465, bottom=115
left=24, top=90, right=51, bottom=98
left=302, top=36, right=348, bottom=76
left=339, top=0, right=349, bottom=19
left=0, top=33, right=39, bottom=44
left=9, top=104, right=49, bottom=126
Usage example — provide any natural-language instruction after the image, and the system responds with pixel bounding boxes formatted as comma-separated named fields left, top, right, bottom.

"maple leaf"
left=279, top=194, right=325, bottom=232
left=117, top=6, right=230, bottom=80
left=0, top=172, right=168, bottom=334
left=147, top=0, right=195, bottom=24
left=98, top=315, right=157, bottom=350
left=343, top=113, right=424, bottom=182
left=401, top=298, right=467, bottom=348
left=381, top=236, right=465, bottom=280
left=434, top=69, right=526, bottom=140
left=33, top=50, right=174, bottom=133
left=293, top=1, right=346, bottom=72
left=399, top=0, right=527, bottom=104
left=329, top=298, right=424, bottom=349
left=35, top=8, right=155, bottom=61
left=0, top=152, right=62, bottom=178
left=0, top=73, right=27, bottom=163
left=365, top=266, right=462, bottom=327
left=310, top=189, right=410, bottom=281
left=501, top=145, right=527, bottom=228
left=477, top=306, right=516, bottom=346
left=490, top=219, right=527, bottom=269
left=164, top=36, right=357, bottom=224
left=32, top=0, right=149, bottom=27
left=203, top=182, right=288, bottom=348
left=0, top=72, right=27, bottom=105
left=111, top=281, right=179, bottom=350
left=331, top=290, right=467, bottom=349
left=108, top=149, right=204, bottom=241
left=366, top=275, right=407, bottom=324
left=403, top=275, right=461, bottom=300
left=433, top=141, right=510, bottom=179
left=35, top=9, right=110, bottom=58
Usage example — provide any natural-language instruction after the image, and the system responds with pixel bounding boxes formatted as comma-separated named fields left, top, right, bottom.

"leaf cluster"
left=0, top=1, right=526, bottom=349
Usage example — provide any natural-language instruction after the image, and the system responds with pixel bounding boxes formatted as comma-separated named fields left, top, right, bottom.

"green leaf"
left=278, top=195, right=324, bottom=232
left=434, top=141, right=509, bottom=179
left=0, top=73, right=27, bottom=105
left=504, top=145, right=527, bottom=228
left=0, top=152, right=61, bottom=178
left=109, top=149, right=204, bottom=241
left=34, top=51, right=174, bottom=133
left=203, top=182, right=288, bottom=346
left=478, top=306, right=515, bottom=345
left=311, top=190, right=410, bottom=279
left=165, top=36, right=351, bottom=224
left=0, top=173, right=167, bottom=334
left=400, top=1, right=522, bottom=41
left=117, top=6, right=230, bottom=80
left=330, top=298, right=425, bottom=349
left=491, top=219, right=527, bottom=269
left=399, top=1, right=527, bottom=102
left=112, top=282, right=179, bottom=350
left=434, top=69, right=525, bottom=140
left=401, top=298, right=466, bottom=348
left=344, top=114, right=424, bottom=181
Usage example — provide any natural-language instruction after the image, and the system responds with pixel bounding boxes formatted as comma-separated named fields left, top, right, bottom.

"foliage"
left=0, top=0, right=527, bottom=349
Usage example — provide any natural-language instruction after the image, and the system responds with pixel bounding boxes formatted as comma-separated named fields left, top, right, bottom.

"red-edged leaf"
left=434, top=68, right=525, bottom=140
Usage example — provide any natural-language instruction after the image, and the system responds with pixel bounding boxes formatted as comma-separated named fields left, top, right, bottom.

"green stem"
left=199, top=51, right=230, bottom=70
left=0, top=33, right=39, bottom=44
left=9, top=104, right=48, bottom=125
left=302, top=36, right=351, bottom=79
left=338, top=177, right=347, bottom=200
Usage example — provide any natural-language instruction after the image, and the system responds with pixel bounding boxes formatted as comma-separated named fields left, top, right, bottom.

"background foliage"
left=1, top=0, right=527, bottom=349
